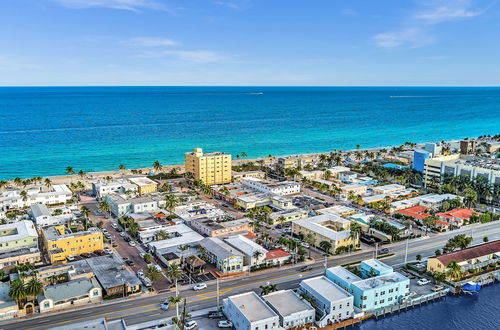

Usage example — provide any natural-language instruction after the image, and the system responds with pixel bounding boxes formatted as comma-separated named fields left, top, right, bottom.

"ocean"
left=0, top=86, right=499, bottom=180
left=358, top=284, right=500, bottom=330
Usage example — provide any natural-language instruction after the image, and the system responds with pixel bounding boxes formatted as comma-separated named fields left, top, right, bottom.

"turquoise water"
left=358, top=284, right=500, bottom=330
left=0, top=87, right=499, bottom=180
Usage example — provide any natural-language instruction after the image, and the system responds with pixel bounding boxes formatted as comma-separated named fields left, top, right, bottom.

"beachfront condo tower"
left=185, top=148, right=232, bottom=185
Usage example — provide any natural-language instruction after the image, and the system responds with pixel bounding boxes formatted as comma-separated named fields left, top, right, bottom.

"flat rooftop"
left=362, top=259, right=393, bottom=273
left=264, top=289, right=313, bottom=316
left=301, top=276, right=352, bottom=301
left=42, top=226, right=101, bottom=241
left=293, top=214, right=351, bottom=241
left=354, top=271, right=409, bottom=290
left=0, top=220, right=38, bottom=243
left=227, top=291, right=277, bottom=322
left=327, top=266, right=362, bottom=284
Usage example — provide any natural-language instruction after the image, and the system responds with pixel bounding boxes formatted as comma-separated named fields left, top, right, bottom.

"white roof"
left=374, top=184, right=405, bottom=192
left=224, top=235, right=267, bottom=257
left=301, top=276, right=352, bottom=301
left=147, top=224, right=203, bottom=251
left=264, top=290, right=314, bottom=317
left=128, top=176, right=157, bottom=187
left=226, top=291, right=278, bottom=322
left=318, top=205, right=355, bottom=216
left=293, top=214, right=351, bottom=241
left=0, top=220, right=38, bottom=243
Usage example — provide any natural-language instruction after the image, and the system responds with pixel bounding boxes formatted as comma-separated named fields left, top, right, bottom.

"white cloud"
left=373, top=0, right=487, bottom=48
left=137, top=50, right=227, bottom=63
left=52, top=0, right=170, bottom=12
left=414, top=0, right=481, bottom=23
left=373, top=28, right=433, bottom=48
left=125, top=37, right=178, bottom=47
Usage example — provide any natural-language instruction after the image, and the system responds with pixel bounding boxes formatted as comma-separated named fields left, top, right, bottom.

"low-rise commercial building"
left=235, top=193, right=293, bottom=211
left=29, top=204, right=75, bottom=227
left=91, top=179, right=138, bottom=198
left=435, top=208, right=477, bottom=227
left=232, top=171, right=266, bottom=182
left=0, top=247, right=41, bottom=270
left=390, top=193, right=460, bottom=211
left=41, top=226, right=104, bottom=263
left=269, top=208, right=309, bottom=225
left=198, top=237, right=244, bottom=274
left=128, top=177, right=158, bottom=195
left=340, top=184, right=367, bottom=196
left=298, top=276, right=354, bottom=327
left=189, top=217, right=252, bottom=237
left=326, top=259, right=410, bottom=311
left=427, top=240, right=500, bottom=274
left=37, top=277, right=102, bottom=313
left=0, top=220, right=38, bottom=252
left=372, top=184, right=406, bottom=195
left=223, top=291, right=281, bottom=330
left=224, top=235, right=268, bottom=266
left=263, top=290, right=315, bottom=329
left=105, top=194, right=162, bottom=217
left=242, top=177, right=300, bottom=196
left=0, top=282, right=20, bottom=320
left=292, top=214, right=356, bottom=252
left=147, top=224, right=204, bottom=256
left=0, top=184, right=72, bottom=215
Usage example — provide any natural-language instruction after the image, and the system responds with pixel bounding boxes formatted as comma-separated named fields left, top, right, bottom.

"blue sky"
left=1, top=0, right=499, bottom=86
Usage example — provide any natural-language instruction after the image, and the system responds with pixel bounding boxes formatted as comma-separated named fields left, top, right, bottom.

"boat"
left=461, top=281, right=481, bottom=295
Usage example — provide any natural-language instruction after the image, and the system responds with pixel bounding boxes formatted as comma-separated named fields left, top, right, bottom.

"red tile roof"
left=396, top=205, right=431, bottom=220
left=436, top=208, right=477, bottom=220
left=243, top=232, right=257, bottom=240
left=265, top=249, right=291, bottom=260
left=435, top=240, right=500, bottom=266
left=435, top=220, right=450, bottom=227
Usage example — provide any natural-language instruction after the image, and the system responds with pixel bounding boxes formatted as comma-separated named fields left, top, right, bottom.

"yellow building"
left=185, top=148, right=232, bottom=185
left=292, top=214, right=357, bottom=252
left=42, top=226, right=104, bottom=264
left=129, top=177, right=158, bottom=195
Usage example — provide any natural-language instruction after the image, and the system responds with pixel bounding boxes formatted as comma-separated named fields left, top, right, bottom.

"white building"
left=0, top=220, right=39, bottom=252
left=338, top=171, right=358, bottom=182
left=390, top=193, right=460, bottom=211
left=29, top=204, right=75, bottom=227
left=104, top=194, right=161, bottom=217
left=224, top=235, right=268, bottom=266
left=0, top=184, right=72, bottom=215
left=242, top=177, right=300, bottom=196
left=223, top=291, right=282, bottom=330
left=147, top=224, right=204, bottom=255
left=92, top=179, right=138, bottom=198
left=263, top=290, right=315, bottom=329
left=299, top=276, right=354, bottom=327
left=372, top=184, right=406, bottom=195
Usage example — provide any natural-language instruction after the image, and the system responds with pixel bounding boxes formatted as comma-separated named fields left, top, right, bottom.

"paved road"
left=3, top=221, right=499, bottom=330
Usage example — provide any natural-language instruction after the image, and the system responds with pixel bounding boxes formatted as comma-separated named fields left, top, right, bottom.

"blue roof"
left=382, top=163, right=408, bottom=169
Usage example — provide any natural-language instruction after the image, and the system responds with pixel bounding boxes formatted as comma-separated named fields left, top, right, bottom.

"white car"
left=301, top=242, right=310, bottom=248
left=129, top=241, right=136, bottom=247
left=154, top=264, right=162, bottom=272
left=104, top=248, right=112, bottom=254
left=111, top=223, right=118, bottom=229
left=137, top=271, right=145, bottom=280
left=139, top=252, right=145, bottom=259
left=193, top=283, right=207, bottom=291
left=218, top=320, right=233, bottom=328
left=417, top=278, right=431, bottom=286
left=119, top=232, right=126, bottom=237
left=184, top=320, right=197, bottom=330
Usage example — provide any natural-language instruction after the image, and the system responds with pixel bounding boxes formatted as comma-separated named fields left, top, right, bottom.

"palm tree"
left=304, top=233, right=315, bottom=258
left=241, top=152, right=247, bottom=158
left=78, top=170, right=85, bottom=179
left=80, top=206, right=90, bottom=230
left=98, top=200, right=111, bottom=218
left=446, top=261, right=463, bottom=281
left=145, top=265, right=161, bottom=283
left=153, top=160, right=162, bottom=173
left=433, top=272, right=447, bottom=284
left=319, top=241, right=332, bottom=254
left=13, top=177, right=22, bottom=187
left=178, top=244, right=191, bottom=267
left=48, top=274, right=59, bottom=285
left=20, top=190, right=28, bottom=202
left=156, top=230, right=171, bottom=241
left=44, top=178, right=52, bottom=189
left=164, top=194, right=179, bottom=214
left=259, top=284, right=278, bottom=296
left=0, top=180, right=8, bottom=190
left=8, top=278, right=27, bottom=308
left=219, top=186, right=230, bottom=196
left=168, top=295, right=184, bottom=320
left=25, top=278, right=43, bottom=298
left=165, top=264, right=183, bottom=283
left=66, top=166, right=75, bottom=175
left=252, top=250, right=263, bottom=264
left=119, top=164, right=126, bottom=170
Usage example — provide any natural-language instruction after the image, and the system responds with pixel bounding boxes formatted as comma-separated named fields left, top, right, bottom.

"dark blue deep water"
left=358, top=284, right=500, bottom=330
left=0, top=87, right=499, bottom=179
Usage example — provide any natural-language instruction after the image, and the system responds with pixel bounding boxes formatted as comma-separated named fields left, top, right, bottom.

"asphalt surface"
left=3, top=221, right=499, bottom=330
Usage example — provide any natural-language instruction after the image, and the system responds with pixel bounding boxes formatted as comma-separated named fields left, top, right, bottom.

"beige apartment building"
left=185, top=148, right=232, bottom=185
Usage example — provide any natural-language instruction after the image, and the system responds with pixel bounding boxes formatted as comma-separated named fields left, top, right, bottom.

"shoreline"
left=0, top=137, right=470, bottom=184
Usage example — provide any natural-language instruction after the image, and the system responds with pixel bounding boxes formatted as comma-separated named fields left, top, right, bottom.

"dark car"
left=299, top=265, right=313, bottom=272
left=124, top=236, right=132, bottom=242
left=116, top=227, right=123, bottom=232
left=125, top=259, right=135, bottom=266
left=208, top=311, right=224, bottom=319
left=379, top=248, right=390, bottom=254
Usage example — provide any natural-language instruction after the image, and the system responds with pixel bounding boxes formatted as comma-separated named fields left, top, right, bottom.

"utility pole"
left=181, top=298, right=187, bottom=326
left=216, top=278, right=220, bottom=311
left=404, top=238, right=409, bottom=264
left=374, top=243, right=379, bottom=259
left=323, top=254, right=328, bottom=272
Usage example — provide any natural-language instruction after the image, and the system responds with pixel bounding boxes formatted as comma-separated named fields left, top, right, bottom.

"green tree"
left=98, top=200, right=111, bottom=218
left=446, top=260, right=463, bottom=281
left=153, top=160, right=162, bottom=173
left=164, top=194, right=179, bottom=213
left=25, top=278, right=43, bottom=298
left=66, top=166, right=75, bottom=175
left=80, top=205, right=90, bottom=230
left=319, top=240, right=332, bottom=254
left=145, top=265, right=161, bottom=283
left=8, top=279, right=27, bottom=308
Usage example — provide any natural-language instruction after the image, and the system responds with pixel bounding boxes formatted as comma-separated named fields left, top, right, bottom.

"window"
left=389, top=289, right=394, bottom=293
left=380, top=299, right=384, bottom=303
left=44, top=302, right=50, bottom=308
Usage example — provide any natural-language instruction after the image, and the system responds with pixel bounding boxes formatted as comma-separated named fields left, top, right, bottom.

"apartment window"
left=347, top=302, right=350, bottom=307
left=388, top=297, right=393, bottom=302
left=380, top=299, right=384, bottom=303
left=389, top=289, right=393, bottom=293
left=381, top=291, right=385, bottom=295
left=44, top=302, right=50, bottom=308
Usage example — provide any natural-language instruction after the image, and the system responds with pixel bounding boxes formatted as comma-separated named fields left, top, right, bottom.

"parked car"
left=142, top=277, right=152, bottom=288
left=66, top=255, right=75, bottom=261
left=193, top=283, right=207, bottom=291
left=218, top=320, right=233, bottom=328
left=124, top=237, right=131, bottom=242
left=104, top=248, right=112, bottom=254
left=184, top=320, right=197, bottom=330
left=301, top=242, right=310, bottom=248
left=125, top=259, right=135, bottom=266
left=299, top=265, right=312, bottom=272
left=137, top=271, right=145, bottom=280
left=129, top=241, right=136, bottom=247
left=139, top=252, right=145, bottom=259
left=119, top=232, right=126, bottom=237
left=161, top=300, right=170, bottom=310
left=283, top=227, right=292, bottom=233
left=116, top=227, right=123, bottom=232
left=274, top=224, right=282, bottom=229
left=417, top=278, right=431, bottom=286
left=111, top=223, right=118, bottom=229
left=379, top=248, right=389, bottom=254
left=154, top=264, right=162, bottom=272
left=433, top=285, right=445, bottom=292
left=208, top=310, right=224, bottom=319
